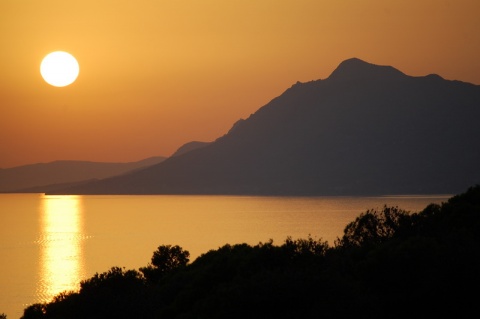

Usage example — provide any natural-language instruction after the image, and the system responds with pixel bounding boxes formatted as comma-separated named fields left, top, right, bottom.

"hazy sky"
left=1, top=0, right=479, bottom=168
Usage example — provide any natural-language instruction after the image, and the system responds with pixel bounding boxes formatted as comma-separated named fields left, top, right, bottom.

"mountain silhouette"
left=0, top=157, right=165, bottom=193
left=328, top=57, right=408, bottom=81
left=51, top=58, right=480, bottom=195
left=170, top=141, right=211, bottom=157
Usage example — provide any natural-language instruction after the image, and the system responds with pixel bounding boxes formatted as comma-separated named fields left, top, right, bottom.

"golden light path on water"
left=38, top=195, right=86, bottom=302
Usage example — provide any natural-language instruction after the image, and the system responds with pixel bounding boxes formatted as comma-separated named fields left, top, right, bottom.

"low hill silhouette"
left=170, top=141, right=210, bottom=157
left=0, top=157, right=165, bottom=193
left=51, top=58, right=480, bottom=195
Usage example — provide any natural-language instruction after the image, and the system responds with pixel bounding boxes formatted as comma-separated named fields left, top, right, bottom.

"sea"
left=0, top=193, right=451, bottom=319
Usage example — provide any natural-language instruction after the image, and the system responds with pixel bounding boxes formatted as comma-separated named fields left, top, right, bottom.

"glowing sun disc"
left=40, top=51, right=79, bottom=87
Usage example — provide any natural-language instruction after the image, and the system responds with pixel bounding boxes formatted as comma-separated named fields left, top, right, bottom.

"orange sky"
left=1, top=0, right=479, bottom=168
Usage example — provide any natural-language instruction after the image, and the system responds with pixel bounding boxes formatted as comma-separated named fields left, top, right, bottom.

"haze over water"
left=0, top=193, right=450, bottom=318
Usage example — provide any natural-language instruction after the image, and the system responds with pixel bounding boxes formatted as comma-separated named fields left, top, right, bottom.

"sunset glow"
left=1, top=0, right=479, bottom=168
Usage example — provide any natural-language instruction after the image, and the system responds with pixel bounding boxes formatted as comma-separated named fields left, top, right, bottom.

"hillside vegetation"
left=20, top=185, right=480, bottom=319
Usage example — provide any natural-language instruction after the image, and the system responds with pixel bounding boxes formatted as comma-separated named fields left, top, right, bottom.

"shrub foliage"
left=20, top=185, right=480, bottom=319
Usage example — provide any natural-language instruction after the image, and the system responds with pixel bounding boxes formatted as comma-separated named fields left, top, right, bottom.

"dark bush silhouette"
left=21, top=185, right=480, bottom=319
left=336, top=205, right=411, bottom=248
left=139, top=244, right=190, bottom=284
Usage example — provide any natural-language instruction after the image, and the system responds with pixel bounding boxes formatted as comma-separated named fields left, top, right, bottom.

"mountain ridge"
left=0, top=157, right=166, bottom=193
left=328, top=57, right=408, bottom=82
left=50, top=58, right=480, bottom=195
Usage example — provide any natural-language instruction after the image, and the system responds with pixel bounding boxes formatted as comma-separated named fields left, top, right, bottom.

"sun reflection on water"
left=38, top=195, right=86, bottom=302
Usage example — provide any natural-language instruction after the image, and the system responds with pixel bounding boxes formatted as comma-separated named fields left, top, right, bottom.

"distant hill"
left=51, top=58, right=480, bottom=195
left=0, top=157, right=166, bottom=193
left=170, top=141, right=211, bottom=157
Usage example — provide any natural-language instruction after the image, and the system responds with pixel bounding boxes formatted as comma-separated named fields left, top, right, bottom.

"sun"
left=40, top=51, right=79, bottom=87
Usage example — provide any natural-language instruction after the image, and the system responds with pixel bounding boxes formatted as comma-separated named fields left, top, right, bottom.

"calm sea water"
left=0, top=193, right=450, bottom=318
